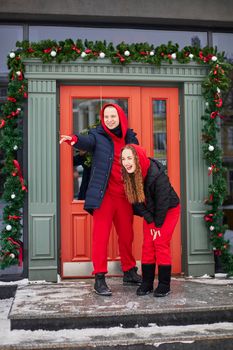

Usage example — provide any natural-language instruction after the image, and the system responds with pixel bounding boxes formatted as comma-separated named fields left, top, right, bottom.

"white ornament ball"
left=171, top=53, right=177, bottom=59
left=209, top=226, right=215, bottom=231
left=124, top=50, right=130, bottom=57
left=6, top=225, right=12, bottom=231
left=211, top=56, right=217, bottom=62
left=189, top=53, right=194, bottom=59
left=208, top=145, right=214, bottom=152
left=11, top=193, right=16, bottom=199
left=50, top=50, right=57, bottom=57
left=149, top=51, right=155, bottom=56
left=17, top=108, right=21, bottom=112
left=217, top=87, right=221, bottom=93
left=16, top=71, right=21, bottom=76
left=9, top=253, right=15, bottom=259
left=9, top=52, right=16, bottom=59
left=205, top=102, right=209, bottom=107
left=13, top=145, right=18, bottom=151
left=81, top=52, right=87, bottom=58
left=208, top=167, right=212, bottom=171
left=99, top=52, right=105, bottom=59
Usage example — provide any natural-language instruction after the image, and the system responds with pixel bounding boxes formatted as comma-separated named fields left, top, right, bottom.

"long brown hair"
left=121, top=145, right=145, bottom=204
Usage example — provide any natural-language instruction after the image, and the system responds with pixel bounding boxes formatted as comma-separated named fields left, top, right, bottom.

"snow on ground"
left=182, top=275, right=233, bottom=285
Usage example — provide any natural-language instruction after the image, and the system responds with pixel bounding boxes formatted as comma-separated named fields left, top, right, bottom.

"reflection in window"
left=29, top=25, right=207, bottom=48
left=213, top=33, right=233, bottom=61
left=0, top=25, right=23, bottom=73
left=152, top=100, right=167, bottom=168
left=72, top=98, right=128, bottom=199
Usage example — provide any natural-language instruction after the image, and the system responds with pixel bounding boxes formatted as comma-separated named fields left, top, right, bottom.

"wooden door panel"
left=141, top=88, right=181, bottom=273
left=60, top=86, right=141, bottom=277
left=72, top=214, right=92, bottom=261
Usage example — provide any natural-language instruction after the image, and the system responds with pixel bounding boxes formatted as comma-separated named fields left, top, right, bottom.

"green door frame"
left=24, top=59, right=213, bottom=282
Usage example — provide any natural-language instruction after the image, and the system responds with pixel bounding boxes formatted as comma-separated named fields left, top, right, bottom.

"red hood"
left=100, top=103, right=128, bottom=140
left=129, top=144, right=150, bottom=178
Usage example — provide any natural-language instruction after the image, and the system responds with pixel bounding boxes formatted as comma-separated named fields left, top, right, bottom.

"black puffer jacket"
left=133, top=158, right=180, bottom=227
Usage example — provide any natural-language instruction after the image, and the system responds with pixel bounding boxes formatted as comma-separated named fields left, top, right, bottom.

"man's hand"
left=150, top=228, right=161, bottom=241
left=60, top=135, right=77, bottom=146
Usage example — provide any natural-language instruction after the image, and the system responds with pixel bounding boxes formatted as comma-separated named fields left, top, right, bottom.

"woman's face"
left=103, top=106, right=120, bottom=129
left=121, top=149, right=136, bottom=173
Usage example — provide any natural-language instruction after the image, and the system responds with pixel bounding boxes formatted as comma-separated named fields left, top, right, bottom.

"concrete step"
left=9, top=278, right=233, bottom=331
left=2, top=322, right=233, bottom=350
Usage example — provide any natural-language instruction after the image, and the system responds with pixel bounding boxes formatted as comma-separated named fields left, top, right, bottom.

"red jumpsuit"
left=92, top=105, right=136, bottom=274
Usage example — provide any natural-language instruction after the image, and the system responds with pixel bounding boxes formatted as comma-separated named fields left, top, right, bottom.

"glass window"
left=29, top=25, right=207, bottom=48
left=72, top=98, right=128, bottom=200
left=0, top=25, right=23, bottom=73
left=153, top=100, right=167, bottom=168
left=213, top=33, right=233, bottom=61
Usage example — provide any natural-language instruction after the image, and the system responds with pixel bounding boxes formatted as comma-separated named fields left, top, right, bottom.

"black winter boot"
left=123, top=266, right=142, bottom=285
left=136, top=264, right=155, bottom=296
left=154, top=265, right=171, bottom=297
left=94, top=273, right=112, bottom=296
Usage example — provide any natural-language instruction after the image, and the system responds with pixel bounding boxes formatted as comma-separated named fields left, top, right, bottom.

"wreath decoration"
left=0, top=39, right=232, bottom=274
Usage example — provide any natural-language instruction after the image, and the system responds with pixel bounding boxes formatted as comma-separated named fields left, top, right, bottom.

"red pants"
left=142, top=204, right=180, bottom=265
left=92, top=191, right=136, bottom=274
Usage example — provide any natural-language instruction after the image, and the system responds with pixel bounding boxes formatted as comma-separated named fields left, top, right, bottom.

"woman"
left=60, top=104, right=141, bottom=296
left=121, top=144, right=180, bottom=297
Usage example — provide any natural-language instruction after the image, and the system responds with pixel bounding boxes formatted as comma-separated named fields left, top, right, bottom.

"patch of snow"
left=0, top=278, right=28, bottom=286
left=188, top=278, right=233, bottom=285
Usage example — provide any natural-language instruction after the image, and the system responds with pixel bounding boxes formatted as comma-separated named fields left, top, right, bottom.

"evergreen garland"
left=0, top=39, right=232, bottom=274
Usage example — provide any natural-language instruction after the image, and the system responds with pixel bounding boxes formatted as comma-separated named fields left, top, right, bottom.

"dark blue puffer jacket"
left=74, top=104, right=138, bottom=213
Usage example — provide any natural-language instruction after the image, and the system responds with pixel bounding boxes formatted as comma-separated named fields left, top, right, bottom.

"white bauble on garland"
left=208, top=145, right=214, bottom=152
left=99, top=52, right=105, bottom=58
left=50, top=50, right=57, bottom=57
left=124, top=50, right=130, bottom=57
left=9, top=52, right=16, bottom=59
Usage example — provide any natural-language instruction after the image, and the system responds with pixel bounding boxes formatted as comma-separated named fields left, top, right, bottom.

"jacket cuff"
left=71, top=135, right=78, bottom=145
left=65, top=135, right=78, bottom=146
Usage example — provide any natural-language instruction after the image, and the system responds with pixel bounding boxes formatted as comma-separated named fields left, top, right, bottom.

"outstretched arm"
left=60, top=133, right=96, bottom=152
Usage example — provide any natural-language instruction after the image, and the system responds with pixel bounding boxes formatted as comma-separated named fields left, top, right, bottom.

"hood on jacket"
left=100, top=103, right=128, bottom=140
left=128, top=144, right=151, bottom=178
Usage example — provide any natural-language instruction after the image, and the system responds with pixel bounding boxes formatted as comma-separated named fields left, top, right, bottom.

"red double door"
left=60, top=86, right=181, bottom=278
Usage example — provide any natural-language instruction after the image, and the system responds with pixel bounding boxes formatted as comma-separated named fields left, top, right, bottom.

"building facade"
left=0, top=0, right=233, bottom=281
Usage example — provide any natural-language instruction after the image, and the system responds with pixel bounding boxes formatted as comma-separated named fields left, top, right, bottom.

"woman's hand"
left=150, top=228, right=161, bottom=240
left=60, top=135, right=77, bottom=146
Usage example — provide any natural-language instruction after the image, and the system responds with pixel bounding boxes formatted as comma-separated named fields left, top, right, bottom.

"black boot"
left=154, top=265, right=171, bottom=297
left=94, top=273, right=112, bottom=296
left=136, top=264, right=155, bottom=296
left=123, top=266, right=142, bottom=285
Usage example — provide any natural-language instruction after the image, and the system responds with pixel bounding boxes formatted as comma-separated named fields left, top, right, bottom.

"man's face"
left=121, top=149, right=136, bottom=174
left=103, top=106, right=120, bottom=129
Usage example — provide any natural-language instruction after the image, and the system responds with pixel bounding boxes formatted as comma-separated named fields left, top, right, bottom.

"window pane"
left=29, top=25, right=207, bottom=47
left=153, top=100, right=167, bottom=169
left=0, top=25, right=23, bottom=73
left=213, top=33, right=233, bottom=60
left=72, top=98, right=128, bottom=200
